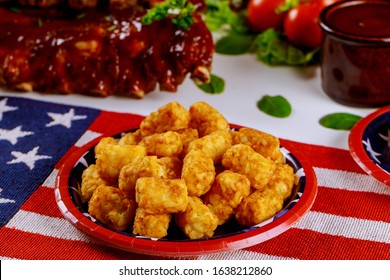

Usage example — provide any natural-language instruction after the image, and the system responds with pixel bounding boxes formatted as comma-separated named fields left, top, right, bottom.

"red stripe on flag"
left=312, top=187, right=390, bottom=223
left=246, top=228, right=390, bottom=260
left=20, top=186, right=63, bottom=218
left=282, top=139, right=364, bottom=174
left=0, top=228, right=169, bottom=260
left=88, top=111, right=144, bottom=136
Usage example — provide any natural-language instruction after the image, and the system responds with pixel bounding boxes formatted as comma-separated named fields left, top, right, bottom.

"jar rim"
left=319, top=0, right=390, bottom=45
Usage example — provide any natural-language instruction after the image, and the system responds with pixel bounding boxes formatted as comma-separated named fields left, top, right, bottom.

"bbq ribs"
left=0, top=1, right=214, bottom=98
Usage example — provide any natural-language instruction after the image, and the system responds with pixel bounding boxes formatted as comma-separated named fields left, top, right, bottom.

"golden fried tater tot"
left=267, top=163, right=295, bottom=201
left=96, top=143, right=146, bottom=181
left=181, top=149, right=215, bottom=197
left=139, top=131, right=183, bottom=157
left=235, top=188, right=284, bottom=227
left=118, top=130, right=142, bottom=146
left=204, top=171, right=250, bottom=225
left=187, top=130, right=232, bottom=164
left=81, top=164, right=113, bottom=202
left=189, top=101, right=230, bottom=137
left=232, top=128, right=284, bottom=163
left=222, top=144, right=276, bottom=190
left=175, top=196, right=219, bottom=239
left=136, top=177, right=188, bottom=214
left=176, top=128, right=199, bottom=157
left=132, top=208, right=171, bottom=239
left=140, top=102, right=190, bottom=137
left=158, top=157, right=182, bottom=179
left=204, top=191, right=234, bottom=225
left=213, top=170, right=251, bottom=208
left=88, top=186, right=136, bottom=231
left=94, top=137, right=117, bottom=155
left=118, top=156, right=165, bottom=199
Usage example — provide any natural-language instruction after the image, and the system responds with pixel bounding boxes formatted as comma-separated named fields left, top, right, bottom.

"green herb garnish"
left=257, top=95, right=292, bottom=118
left=319, top=113, right=362, bottom=130
left=142, top=0, right=195, bottom=29
left=107, top=25, right=117, bottom=32
left=252, top=29, right=320, bottom=66
left=37, top=18, right=43, bottom=28
left=215, top=33, right=255, bottom=55
left=77, top=13, right=86, bottom=19
left=10, top=7, right=20, bottom=13
left=196, top=74, right=225, bottom=94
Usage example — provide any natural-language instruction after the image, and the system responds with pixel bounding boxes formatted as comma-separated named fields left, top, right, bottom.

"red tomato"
left=247, top=0, right=288, bottom=32
left=283, top=4, right=323, bottom=49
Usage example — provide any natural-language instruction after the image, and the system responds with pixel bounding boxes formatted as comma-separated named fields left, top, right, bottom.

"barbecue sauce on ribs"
left=0, top=2, right=213, bottom=98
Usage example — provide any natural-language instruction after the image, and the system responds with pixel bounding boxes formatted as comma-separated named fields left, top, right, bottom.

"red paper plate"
left=349, top=106, right=390, bottom=187
left=55, top=127, right=318, bottom=257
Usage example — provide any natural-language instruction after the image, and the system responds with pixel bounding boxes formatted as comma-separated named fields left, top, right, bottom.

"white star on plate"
left=0, top=188, right=15, bottom=204
left=46, top=108, right=87, bottom=129
left=363, top=138, right=382, bottom=163
left=7, top=146, right=52, bottom=170
left=0, top=98, right=18, bottom=121
left=0, top=125, right=34, bottom=145
left=379, top=129, right=390, bottom=147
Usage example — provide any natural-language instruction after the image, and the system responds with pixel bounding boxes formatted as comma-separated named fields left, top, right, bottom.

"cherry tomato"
left=247, top=0, right=288, bottom=32
left=284, top=4, right=323, bottom=49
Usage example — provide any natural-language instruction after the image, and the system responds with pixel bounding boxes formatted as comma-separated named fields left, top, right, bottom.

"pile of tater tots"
left=80, top=101, right=295, bottom=240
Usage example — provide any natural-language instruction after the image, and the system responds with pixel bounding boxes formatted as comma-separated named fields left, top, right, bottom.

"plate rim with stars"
left=55, top=125, right=318, bottom=257
left=349, top=106, right=390, bottom=188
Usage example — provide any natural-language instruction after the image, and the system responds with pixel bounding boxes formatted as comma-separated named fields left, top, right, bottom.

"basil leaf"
left=252, top=29, right=320, bottom=66
left=216, top=33, right=255, bottom=55
left=319, top=113, right=362, bottom=130
left=257, top=95, right=292, bottom=118
left=196, top=74, right=225, bottom=94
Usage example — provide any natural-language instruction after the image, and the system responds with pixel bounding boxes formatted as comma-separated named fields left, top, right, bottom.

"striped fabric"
left=1, top=96, right=389, bottom=260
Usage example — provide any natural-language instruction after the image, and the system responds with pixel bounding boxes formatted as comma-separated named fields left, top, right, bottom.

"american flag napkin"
left=0, top=96, right=389, bottom=260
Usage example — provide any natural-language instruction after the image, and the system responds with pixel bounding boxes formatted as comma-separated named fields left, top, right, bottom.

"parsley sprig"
left=142, top=0, right=196, bottom=29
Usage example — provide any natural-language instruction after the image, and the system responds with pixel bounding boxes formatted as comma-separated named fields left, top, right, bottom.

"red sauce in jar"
left=319, top=0, right=390, bottom=107
left=326, top=2, right=390, bottom=38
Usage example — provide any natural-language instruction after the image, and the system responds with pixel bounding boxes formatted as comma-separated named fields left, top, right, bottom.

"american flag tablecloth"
left=0, top=96, right=389, bottom=260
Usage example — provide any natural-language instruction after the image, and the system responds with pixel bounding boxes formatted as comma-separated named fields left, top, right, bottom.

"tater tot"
left=81, top=164, right=113, bottom=202
left=222, top=144, right=276, bottom=190
left=213, top=170, right=251, bottom=208
left=235, top=188, right=284, bottom=227
left=118, top=156, right=165, bottom=199
left=136, top=177, right=188, bottom=214
left=181, top=149, right=215, bottom=197
left=176, top=128, right=199, bottom=156
left=132, top=208, right=171, bottom=239
left=88, top=186, right=136, bottom=231
left=175, top=196, right=219, bottom=239
left=140, top=102, right=190, bottom=137
left=187, top=130, right=232, bottom=164
left=118, top=130, right=142, bottom=145
left=204, top=191, right=234, bottom=225
left=96, top=143, right=147, bottom=181
left=158, top=157, right=182, bottom=179
left=204, top=171, right=250, bottom=225
left=94, top=137, right=117, bottom=155
left=139, top=131, right=183, bottom=157
left=232, top=128, right=284, bottom=163
left=189, top=101, right=230, bottom=137
left=267, top=163, right=295, bottom=201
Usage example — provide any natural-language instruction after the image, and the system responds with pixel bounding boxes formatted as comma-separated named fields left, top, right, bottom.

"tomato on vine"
left=283, top=3, right=323, bottom=49
left=247, top=0, right=290, bottom=32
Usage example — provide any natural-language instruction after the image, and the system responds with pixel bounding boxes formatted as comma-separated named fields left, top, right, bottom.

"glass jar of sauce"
left=319, top=0, right=390, bottom=107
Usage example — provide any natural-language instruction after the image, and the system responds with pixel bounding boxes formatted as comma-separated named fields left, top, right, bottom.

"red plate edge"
left=55, top=127, right=318, bottom=257
left=349, top=106, right=390, bottom=188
